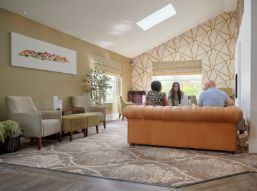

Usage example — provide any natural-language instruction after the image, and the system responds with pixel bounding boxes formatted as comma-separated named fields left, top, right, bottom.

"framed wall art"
left=10, top=32, right=77, bottom=75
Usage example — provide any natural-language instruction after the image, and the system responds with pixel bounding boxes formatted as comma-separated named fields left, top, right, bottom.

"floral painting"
left=18, top=50, right=70, bottom=63
left=11, top=32, right=77, bottom=74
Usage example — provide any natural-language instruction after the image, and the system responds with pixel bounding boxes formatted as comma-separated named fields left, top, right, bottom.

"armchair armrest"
left=9, top=112, right=43, bottom=137
left=40, top=110, right=62, bottom=120
left=40, top=110, right=62, bottom=127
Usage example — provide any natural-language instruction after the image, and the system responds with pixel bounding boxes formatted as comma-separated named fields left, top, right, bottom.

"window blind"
left=91, top=55, right=122, bottom=76
left=152, top=60, right=202, bottom=75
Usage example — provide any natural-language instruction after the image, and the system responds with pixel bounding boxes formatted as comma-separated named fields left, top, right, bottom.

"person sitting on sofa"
left=168, top=82, right=185, bottom=106
left=145, top=81, right=168, bottom=106
left=199, top=80, right=235, bottom=107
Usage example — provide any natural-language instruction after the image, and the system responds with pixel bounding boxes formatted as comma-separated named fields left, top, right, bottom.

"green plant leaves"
left=0, top=120, right=21, bottom=143
left=85, top=67, right=112, bottom=105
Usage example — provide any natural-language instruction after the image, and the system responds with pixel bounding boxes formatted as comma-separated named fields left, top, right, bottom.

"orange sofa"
left=124, top=105, right=243, bottom=152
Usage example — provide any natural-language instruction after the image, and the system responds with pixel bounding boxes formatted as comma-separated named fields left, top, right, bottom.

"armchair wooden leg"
left=70, top=131, right=73, bottom=141
left=83, top=128, right=88, bottom=137
left=122, top=115, right=125, bottom=121
left=37, top=137, right=42, bottom=150
left=58, top=132, right=62, bottom=142
left=119, top=114, right=121, bottom=119
left=96, top=125, right=99, bottom=134
left=103, top=121, right=106, bottom=129
left=30, top=138, right=34, bottom=144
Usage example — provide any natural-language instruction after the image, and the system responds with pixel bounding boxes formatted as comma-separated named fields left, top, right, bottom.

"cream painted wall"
left=0, top=8, right=132, bottom=120
left=132, top=12, right=237, bottom=91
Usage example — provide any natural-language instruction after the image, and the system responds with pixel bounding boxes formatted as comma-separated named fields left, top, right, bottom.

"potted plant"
left=0, top=120, right=22, bottom=153
left=83, top=67, right=111, bottom=105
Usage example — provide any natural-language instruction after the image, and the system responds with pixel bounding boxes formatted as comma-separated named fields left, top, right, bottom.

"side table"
left=62, top=113, right=99, bottom=141
left=62, top=107, right=85, bottom=115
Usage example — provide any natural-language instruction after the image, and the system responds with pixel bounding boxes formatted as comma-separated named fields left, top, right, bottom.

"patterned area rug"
left=0, top=120, right=257, bottom=188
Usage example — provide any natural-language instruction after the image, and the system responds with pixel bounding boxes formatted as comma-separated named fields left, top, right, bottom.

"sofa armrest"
left=9, top=112, right=43, bottom=137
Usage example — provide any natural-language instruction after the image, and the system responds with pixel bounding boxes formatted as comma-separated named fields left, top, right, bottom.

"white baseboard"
left=249, top=139, right=257, bottom=153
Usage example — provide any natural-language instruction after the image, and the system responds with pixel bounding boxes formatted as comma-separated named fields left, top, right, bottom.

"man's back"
left=199, top=87, right=229, bottom=106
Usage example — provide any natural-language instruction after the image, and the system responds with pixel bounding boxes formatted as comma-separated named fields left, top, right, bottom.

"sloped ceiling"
left=0, top=0, right=237, bottom=58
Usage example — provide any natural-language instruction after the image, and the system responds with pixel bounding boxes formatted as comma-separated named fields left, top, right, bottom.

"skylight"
left=136, top=4, right=176, bottom=31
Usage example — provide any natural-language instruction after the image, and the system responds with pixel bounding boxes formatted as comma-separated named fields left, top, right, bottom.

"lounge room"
left=0, top=0, right=257, bottom=190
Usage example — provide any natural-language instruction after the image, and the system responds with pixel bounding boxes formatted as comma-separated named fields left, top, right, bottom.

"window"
left=152, top=74, right=202, bottom=97
left=136, top=4, right=176, bottom=31
left=105, top=74, right=122, bottom=103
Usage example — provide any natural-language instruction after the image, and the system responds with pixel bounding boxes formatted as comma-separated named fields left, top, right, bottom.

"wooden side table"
left=62, top=107, right=85, bottom=115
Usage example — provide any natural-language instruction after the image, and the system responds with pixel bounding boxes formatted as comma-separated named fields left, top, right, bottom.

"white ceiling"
left=0, top=0, right=237, bottom=58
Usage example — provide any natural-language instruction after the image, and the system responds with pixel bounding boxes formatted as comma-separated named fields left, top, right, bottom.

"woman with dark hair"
left=145, top=81, right=168, bottom=106
left=168, top=82, right=184, bottom=106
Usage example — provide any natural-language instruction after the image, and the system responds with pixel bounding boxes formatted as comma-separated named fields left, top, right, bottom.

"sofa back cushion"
left=124, top=105, right=242, bottom=123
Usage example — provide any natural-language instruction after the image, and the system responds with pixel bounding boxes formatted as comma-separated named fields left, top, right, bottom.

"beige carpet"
left=0, top=120, right=257, bottom=188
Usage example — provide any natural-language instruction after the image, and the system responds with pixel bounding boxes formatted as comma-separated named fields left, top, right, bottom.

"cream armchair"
left=72, top=95, right=106, bottom=128
left=117, top=96, right=134, bottom=120
left=5, top=96, right=62, bottom=150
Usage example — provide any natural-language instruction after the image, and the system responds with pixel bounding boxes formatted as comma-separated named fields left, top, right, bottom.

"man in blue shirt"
left=199, top=80, right=235, bottom=107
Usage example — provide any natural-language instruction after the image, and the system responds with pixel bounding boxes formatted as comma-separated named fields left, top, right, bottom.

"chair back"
left=188, top=95, right=197, bottom=105
left=72, top=95, right=92, bottom=112
left=120, top=96, right=126, bottom=107
left=6, top=96, right=38, bottom=113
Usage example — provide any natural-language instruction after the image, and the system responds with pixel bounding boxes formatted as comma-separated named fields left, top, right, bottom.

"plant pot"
left=0, top=135, right=20, bottom=153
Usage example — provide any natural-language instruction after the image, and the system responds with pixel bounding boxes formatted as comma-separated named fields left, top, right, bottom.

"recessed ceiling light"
left=136, top=4, right=176, bottom=31
left=23, top=11, right=27, bottom=15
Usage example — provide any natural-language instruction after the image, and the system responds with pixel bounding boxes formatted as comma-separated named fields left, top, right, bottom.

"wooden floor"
left=0, top=163, right=257, bottom=191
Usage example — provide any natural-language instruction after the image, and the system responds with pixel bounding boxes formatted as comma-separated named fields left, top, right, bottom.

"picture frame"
left=10, top=32, right=77, bottom=75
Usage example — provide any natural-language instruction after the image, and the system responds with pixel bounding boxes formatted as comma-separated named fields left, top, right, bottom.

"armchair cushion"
left=42, top=119, right=60, bottom=136
left=72, top=95, right=92, bottom=112
left=72, top=95, right=106, bottom=122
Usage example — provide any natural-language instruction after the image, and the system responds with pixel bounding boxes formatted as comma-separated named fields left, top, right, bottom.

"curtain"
left=152, top=60, right=202, bottom=75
